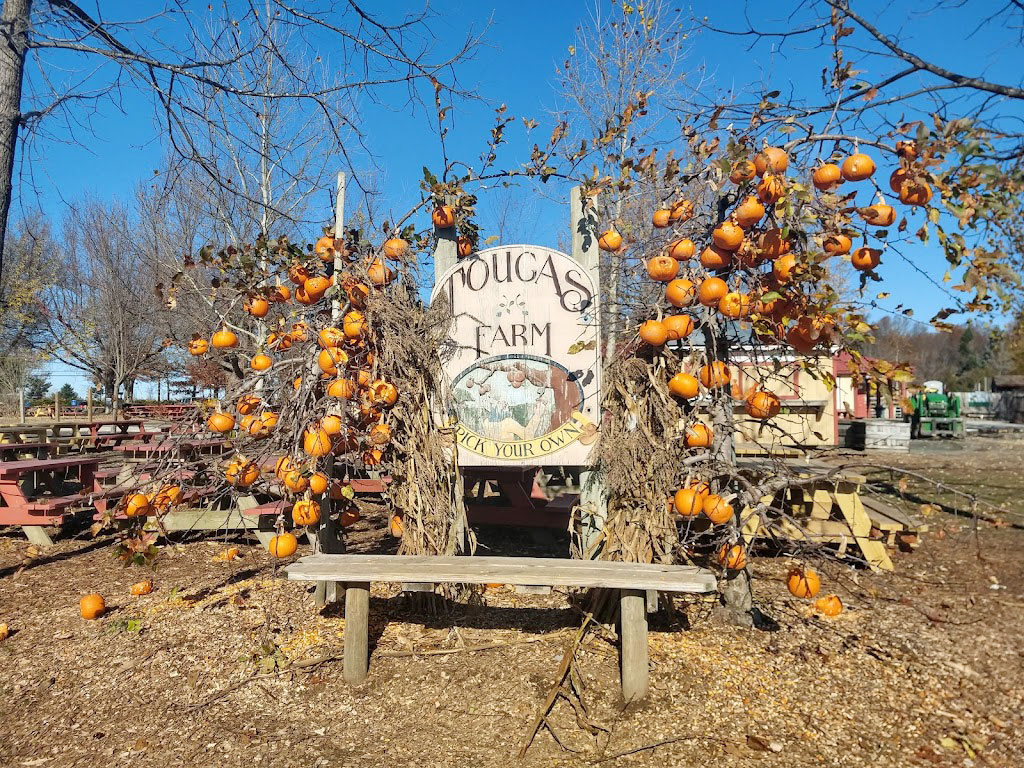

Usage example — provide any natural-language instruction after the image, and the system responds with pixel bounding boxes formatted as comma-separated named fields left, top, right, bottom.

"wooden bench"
left=0, top=456, right=100, bottom=544
left=284, top=554, right=716, bottom=701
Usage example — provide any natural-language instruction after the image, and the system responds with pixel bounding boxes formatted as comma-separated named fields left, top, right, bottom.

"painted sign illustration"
left=431, top=245, right=601, bottom=466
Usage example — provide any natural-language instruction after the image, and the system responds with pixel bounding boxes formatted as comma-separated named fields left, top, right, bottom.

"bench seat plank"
left=285, top=555, right=717, bottom=593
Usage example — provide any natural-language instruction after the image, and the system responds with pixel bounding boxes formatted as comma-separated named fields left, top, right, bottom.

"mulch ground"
left=1, top=438, right=1022, bottom=767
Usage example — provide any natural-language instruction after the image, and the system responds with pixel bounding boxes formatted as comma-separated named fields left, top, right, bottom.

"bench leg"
left=619, top=589, right=648, bottom=702
left=23, top=526, right=54, bottom=546
left=343, top=581, right=370, bottom=684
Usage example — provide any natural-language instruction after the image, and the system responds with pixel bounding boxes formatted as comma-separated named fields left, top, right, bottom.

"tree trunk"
left=0, top=0, right=31, bottom=288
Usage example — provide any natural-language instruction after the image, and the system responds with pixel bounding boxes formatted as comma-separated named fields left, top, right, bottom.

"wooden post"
left=343, top=581, right=370, bottom=684
left=86, top=389, right=93, bottom=421
left=619, top=589, right=649, bottom=702
left=570, top=186, right=607, bottom=557
left=331, top=172, right=346, bottom=323
left=17, top=387, right=25, bottom=424
left=313, top=171, right=347, bottom=607
left=432, top=194, right=458, bottom=286
left=54, top=391, right=60, bottom=421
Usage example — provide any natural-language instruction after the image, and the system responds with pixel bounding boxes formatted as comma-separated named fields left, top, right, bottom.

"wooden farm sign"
left=431, top=245, right=601, bottom=467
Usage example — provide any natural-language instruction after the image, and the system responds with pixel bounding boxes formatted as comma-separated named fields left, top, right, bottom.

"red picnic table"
left=0, top=456, right=101, bottom=545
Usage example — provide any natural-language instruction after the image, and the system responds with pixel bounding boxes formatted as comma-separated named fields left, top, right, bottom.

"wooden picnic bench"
left=284, top=554, right=717, bottom=701
left=0, top=456, right=100, bottom=544
left=0, top=441, right=54, bottom=462
left=0, top=425, right=49, bottom=445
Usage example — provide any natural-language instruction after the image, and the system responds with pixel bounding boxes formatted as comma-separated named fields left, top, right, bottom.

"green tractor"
left=908, top=382, right=965, bottom=439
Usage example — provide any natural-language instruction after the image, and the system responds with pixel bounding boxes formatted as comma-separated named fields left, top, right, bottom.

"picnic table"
left=285, top=554, right=717, bottom=700
left=0, top=425, right=50, bottom=445
left=737, top=458, right=894, bottom=571
left=48, top=419, right=149, bottom=450
left=0, top=441, right=54, bottom=462
left=0, top=456, right=100, bottom=545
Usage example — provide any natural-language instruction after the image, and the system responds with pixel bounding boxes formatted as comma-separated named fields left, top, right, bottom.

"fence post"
left=87, top=390, right=93, bottom=421
left=54, top=391, right=60, bottom=421
left=18, top=388, right=25, bottom=424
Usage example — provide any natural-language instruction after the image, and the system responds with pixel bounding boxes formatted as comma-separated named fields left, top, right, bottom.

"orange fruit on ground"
left=718, top=544, right=747, bottom=570
left=665, top=278, right=697, bottom=307
left=756, top=174, right=785, bottom=204
left=860, top=204, right=895, bottom=226
left=698, top=361, right=730, bottom=389
left=207, top=412, right=235, bottom=433
left=383, top=238, right=409, bottom=258
left=698, top=277, right=729, bottom=307
left=639, top=320, right=669, bottom=346
left=124, top=493, right=151, bottom=518
left=663, top=314, right=695, bottom=341
left=733, top=196, right=765, bottom=228
left=685, top=422, right=713, bottom=448
left=646, top=255, right=679, bottom=282
left=753, top=146, right=788, bottom=176
left=303, top=426, right=333, bottom=458
left=211, top=329, right=238, bottom=349
left=309, top=472, right=330, bottom=495
left=268, top=532, right=298, bottom=559
left=703, top=494, right=734, bottom=524
left=250, top=353, right=272, bottom=371
left=432, top=205, right=455, bottom=228
left=292, top=499, right=321, bottom=526
left=673, top=487, right=703, bottom=517
left=712, top=221, right=744, bottom=251
left=746, top=391, right=781, bottom=419
left=815, top=594, right=843, bottom=617
left=80, top=594, right=105, bottom=620
left=823, top=233, right=852, bottom=255
left=652, top=209, right=672, bottom=228
left=187, top=338, right=209, bottom=356
left=598, top=229, right=623, bottom=252
left=729, top=159, right=756, bottom=184
left=700, top=244, right=733, bottom=270
left=244, top=296, right=270, bottom=318
left=787, top=568, right=821, bottom=598
left=851, top=247, right=882, bottom=271
left=841, top=153, right=876, bottom=181
left=668, top=372, right=700, bottom=399
left=667, top=238, right=696, bottom=261
left=718, top=292, right=752, bottom=319
left=130, top=580, right=153, bottom=596
left=812, top=163, right=843, bottom=191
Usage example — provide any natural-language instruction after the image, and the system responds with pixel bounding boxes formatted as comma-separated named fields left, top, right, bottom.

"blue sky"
left=19, top=1, right=1022, bottom=397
